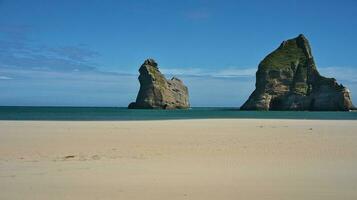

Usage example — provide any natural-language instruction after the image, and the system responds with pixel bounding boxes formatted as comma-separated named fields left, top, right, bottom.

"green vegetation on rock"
left=260, top=39, right=306, bottom=71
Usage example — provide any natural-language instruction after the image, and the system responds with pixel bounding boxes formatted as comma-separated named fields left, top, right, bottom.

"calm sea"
left=0, top=106, right=356, bottom=120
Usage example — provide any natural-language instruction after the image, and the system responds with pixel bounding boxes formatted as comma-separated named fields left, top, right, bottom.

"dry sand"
left=0, top=119, right=357, bottom=200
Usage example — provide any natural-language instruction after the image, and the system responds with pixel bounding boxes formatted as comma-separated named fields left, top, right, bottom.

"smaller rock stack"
left=128, top=59, right=190, bottom=109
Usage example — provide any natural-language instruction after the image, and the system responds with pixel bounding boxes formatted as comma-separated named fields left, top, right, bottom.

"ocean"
left=0, top=106, right=356, bottom=120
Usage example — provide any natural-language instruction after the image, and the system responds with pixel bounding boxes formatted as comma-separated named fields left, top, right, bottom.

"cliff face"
left=128, top=59, right=190, bottom=109
left=241, top=34, right=354, bottom=111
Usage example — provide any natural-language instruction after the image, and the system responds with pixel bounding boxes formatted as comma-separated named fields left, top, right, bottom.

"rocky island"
left=241, top=34, right=355, bottom=111
left=128, top=59, right=190, bottom=109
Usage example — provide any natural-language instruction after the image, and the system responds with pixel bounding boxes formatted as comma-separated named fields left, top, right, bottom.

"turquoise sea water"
left=0, top=106, right=356, bottom=120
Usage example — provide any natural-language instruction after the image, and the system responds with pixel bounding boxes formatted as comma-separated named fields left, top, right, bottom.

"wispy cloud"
left=46, top=45, right=100, bottom=62
left=0, top=24, right=99, bottom=73
left=161, top=67, right=256, bottom=78
left=161, top=66, right=357, bottom=83
left=1, top=64, right=356, bottom=107
left=160, top=68, right=204, bottom=76
left=0, top=75, right=12, bottom=80
left=0, top=24, right=356, bottom=106
left=319, top=66, right=357, bottom=83
left=214, top=68, right=256, bottom=77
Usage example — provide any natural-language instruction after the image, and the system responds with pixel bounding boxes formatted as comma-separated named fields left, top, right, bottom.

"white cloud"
left=319, top=66, right=357, bottom=83
left=0, top=76, right=13, bottom=80
left=1, top=65, right=356, bottom=106
left=161, top=66, right=357, bottom=83
left=161, top=67, right=256, bottom=78
left=160, top=68, right=204, bottom=76
left=214, top=68, right=256, bottom=77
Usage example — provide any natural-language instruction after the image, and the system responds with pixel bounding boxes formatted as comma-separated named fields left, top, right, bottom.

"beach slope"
left=1, top=119, right=357, bottom=200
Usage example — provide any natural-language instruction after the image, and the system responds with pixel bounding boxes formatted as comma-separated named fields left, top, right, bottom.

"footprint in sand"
left=91, top=155, right=101, bottom=160
left=62, top=155, right=76, bottom=161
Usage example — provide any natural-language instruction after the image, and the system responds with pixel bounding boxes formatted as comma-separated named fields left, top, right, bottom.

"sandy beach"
left=0, top=119, right=357, bottom=200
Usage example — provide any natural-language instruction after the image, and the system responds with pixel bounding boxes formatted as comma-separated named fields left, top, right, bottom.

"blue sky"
left=1, top=0, right=357, bottom=106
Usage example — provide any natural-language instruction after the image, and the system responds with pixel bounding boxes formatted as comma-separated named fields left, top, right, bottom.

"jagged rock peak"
left=278, top=34, right=311, bottom=58
left=142, top=58, right=158, bottom=68
left=128, top=59, right=190, bottom=109
left=241, top=34, right=355, bottom=111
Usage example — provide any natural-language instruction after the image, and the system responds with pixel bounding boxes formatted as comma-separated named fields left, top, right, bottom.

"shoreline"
left=1, top=118, right=357, bottom=122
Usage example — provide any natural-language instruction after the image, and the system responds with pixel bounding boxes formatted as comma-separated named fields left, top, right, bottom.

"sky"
left=0, top=0, right=357, bottom=107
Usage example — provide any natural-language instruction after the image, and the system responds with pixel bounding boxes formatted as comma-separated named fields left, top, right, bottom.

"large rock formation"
left=128, top=59, right=190, bottom=109
left=241, top=34, right=354, bottom=111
